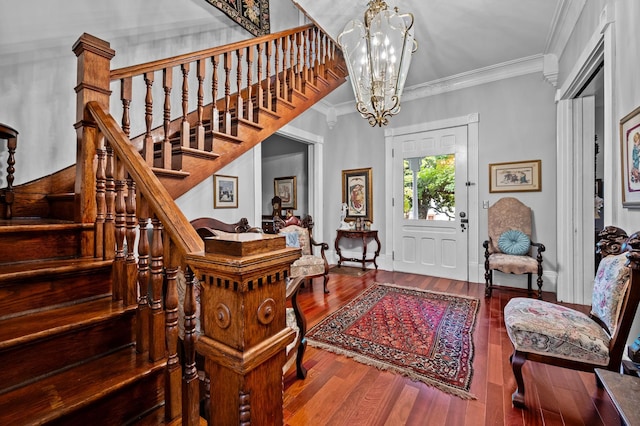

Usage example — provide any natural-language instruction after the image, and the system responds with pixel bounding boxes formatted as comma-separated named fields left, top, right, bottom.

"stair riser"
left=0, top=268, right=112, bottom=319
left=0, top=228, right=84, bottom=263
left=0, top=312, right=135, bottom=394
left=48, top=369, right=164, bottom=426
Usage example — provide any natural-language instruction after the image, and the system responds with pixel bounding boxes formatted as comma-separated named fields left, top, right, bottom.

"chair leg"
left=323, top=273, right=329, bottom=294
left=527, top=273, right=532, bottom=297
left=511, top=350, right=527, bottom=408
left=484, top=269, right=493, bottom=297
left=295, top=339, right=308, bottom=379
left=536, top=272, right=543, bottom=300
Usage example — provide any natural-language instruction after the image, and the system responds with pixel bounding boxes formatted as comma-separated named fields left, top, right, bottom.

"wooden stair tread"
left=0, top=296, right=131, bottom=349
left=0, top=256, right=112, bottom=279
left=0, top=346, right=165, bottom=425
left=0, top=217, right=80, bottom=230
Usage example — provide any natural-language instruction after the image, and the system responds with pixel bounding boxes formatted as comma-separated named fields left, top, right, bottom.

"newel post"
left=72, top=34, right=115, bottom=232
left=186, top=234, right=300, bottom=425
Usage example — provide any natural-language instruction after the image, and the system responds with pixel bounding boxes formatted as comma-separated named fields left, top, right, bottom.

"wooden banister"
left=109, top=24, right=314, bottom=80
left=86, top=101, right=203, bottom=256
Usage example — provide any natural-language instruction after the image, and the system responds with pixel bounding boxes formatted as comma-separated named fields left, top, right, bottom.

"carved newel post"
left=186, top=233, right=300, bottom=425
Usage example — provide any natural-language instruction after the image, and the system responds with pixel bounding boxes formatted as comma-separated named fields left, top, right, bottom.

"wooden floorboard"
left=283, top=270, right=620, bottom=426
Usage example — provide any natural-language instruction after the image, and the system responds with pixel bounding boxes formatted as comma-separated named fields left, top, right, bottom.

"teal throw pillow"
left=498, top=230, right=530, bottom=255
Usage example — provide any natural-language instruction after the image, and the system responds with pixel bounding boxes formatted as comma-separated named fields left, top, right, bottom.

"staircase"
left=0, top=24, right=346, bottom=425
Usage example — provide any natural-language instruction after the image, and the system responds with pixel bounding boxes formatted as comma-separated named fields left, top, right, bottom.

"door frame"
left=555, top=5, right=614, bottom=303
left=384, top=113, right=480, bottom=282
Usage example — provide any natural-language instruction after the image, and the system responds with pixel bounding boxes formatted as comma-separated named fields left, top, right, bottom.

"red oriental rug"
left=306, top=282, right=480, bottom=399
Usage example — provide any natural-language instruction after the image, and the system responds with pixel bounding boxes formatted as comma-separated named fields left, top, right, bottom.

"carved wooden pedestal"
left=186, top=233, right=300, bottom=425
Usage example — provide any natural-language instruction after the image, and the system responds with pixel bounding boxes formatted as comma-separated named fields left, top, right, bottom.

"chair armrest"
left=309, top=238, right=330, bottom=270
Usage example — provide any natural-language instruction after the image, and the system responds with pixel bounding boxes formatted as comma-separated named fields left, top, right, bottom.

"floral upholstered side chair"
left=276, top=215, right=330, bottom=293
left=483, top=197, right=545, bottom=299
left=503, top=227, right=640, bottom=409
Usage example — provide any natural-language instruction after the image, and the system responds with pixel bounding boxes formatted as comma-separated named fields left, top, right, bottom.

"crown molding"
left=544, top=0, right=586, bottom=58
left=319, top=54, right=545, bottom=119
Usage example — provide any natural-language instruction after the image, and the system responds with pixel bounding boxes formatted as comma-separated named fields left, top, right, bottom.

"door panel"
left=392, top=126, right=468, bottom=280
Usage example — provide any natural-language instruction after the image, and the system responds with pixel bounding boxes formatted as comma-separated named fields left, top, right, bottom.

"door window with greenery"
left=403, top=154, right=455, bottom=220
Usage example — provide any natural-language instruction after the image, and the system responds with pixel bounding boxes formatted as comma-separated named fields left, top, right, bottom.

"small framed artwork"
left=213, top=174, right=238, bottom=208
left=489, top=160, right=541, bottom=193
left=620, top=105, right=640, bottom=208
left=274, top=176, right=297, bottom=209
left=342, top=167, right=373, bottom=222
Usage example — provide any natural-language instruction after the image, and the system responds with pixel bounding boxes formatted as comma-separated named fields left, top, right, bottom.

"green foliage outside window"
left=403, top=154, right=455, bottom=220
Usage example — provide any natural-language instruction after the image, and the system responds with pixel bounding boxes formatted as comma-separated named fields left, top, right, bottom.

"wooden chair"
left=275, top=215, right=330, bottom=293
left=483, top=197, right=545, bottom=298
left=503, top=226, right=640, bottom=408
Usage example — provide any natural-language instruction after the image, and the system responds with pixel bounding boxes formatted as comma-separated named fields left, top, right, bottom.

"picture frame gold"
left=213, top=174, right=238, bottom=208
left=342, top=167, right=373, bottom=222
left=620, top=105, right=640, bottom=208
left=489, top=160, right=541, bottom=193
left=274, top=176, right=297, bottom=210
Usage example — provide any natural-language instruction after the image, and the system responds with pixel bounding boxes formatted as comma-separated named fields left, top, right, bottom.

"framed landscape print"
left=274, top=176, right=297, bottom=209
left=342, top=167, right=373, bottom=222
left=489, top=160, right=541, bottom=193
left=213, top=175, right=238, bottom=208
left=620, top=105, right=640, bottom=208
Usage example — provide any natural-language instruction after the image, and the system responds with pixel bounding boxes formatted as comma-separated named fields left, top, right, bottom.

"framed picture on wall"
left=489, top=160, right=541, bottom=193
left=213, top=174, right=238, bottom=208
left=342, top=167, right=373, bottom=222
left=620, top=105, right=640, bottom=208
left=274, top=176, right=297, bottom=209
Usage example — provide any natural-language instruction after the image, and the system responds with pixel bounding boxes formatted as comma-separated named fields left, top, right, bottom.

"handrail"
left=110, top=24, right=315, bottom=80
left=86, top=101, right=203, bottom=256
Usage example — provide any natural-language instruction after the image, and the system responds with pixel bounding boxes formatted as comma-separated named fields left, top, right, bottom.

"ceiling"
left=293, top=0, right=564, bottom=105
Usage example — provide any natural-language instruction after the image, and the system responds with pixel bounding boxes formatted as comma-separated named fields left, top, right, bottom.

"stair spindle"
left=162, top=67, right=173, bottom=170
left=182, top=266, right=200, bottom=426
left=223, top=52, right=232, bottom=134
left=143, top=72, right=154, bottom=165
left=95, top=148, right=106, bottom=259
left=104, top=144, right=116, bottom=260
left=196, top=59, right=205, bottom=150
left=113, top=165, right=127, bottom=301
left=136, top=197, right=151, bottom=354
left=265, top=40, right=273, bottom=111
left=211, top=54, right=219, bottom=135
left=235, top=48, right=244, bottom=122
left=120, top=77, right=132, bottom=137
left=164, top=259, right=181, bottom=420
left=124, top=177, right=137, bottom=307
left=256, top=42, right=264, bottom=112
left=246, top=46, right=254, bottom=122
left=149, top=217, right=166, bottom=361
left=180, top=63, right=190, bottom=150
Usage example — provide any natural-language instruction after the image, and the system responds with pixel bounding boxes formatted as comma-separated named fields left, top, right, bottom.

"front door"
left=392, top=126, right=468, bottom=280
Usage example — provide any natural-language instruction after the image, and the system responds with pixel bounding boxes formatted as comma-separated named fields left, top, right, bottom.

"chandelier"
left=338, top=0, right=417, bottom=127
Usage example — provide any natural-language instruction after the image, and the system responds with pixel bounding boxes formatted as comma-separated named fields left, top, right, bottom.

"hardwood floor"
left=283, top=269, right=621, bottom=426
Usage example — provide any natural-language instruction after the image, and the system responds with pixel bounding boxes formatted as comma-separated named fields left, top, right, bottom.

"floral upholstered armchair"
left=276, top=215, right=330, bottom=294
left=503, top=227, right=640, bottom=408
left=483, top=197, right=545, bottom=299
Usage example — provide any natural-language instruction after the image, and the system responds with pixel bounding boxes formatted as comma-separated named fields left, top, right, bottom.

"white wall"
left=556, top=0, right=640, bottom=350
left=309, top=72, right=557, bottom=285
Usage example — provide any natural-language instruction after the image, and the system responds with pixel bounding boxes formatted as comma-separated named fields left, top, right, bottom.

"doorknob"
left=459, top=211, right=468, bottom=232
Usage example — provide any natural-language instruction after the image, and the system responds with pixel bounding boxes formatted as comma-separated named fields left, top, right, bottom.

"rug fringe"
left=375, top=281, right=481, bottom=302
left=307, top=339, right=477, bottom=400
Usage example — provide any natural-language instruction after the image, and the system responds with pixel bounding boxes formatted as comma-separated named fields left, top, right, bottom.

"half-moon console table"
left=334, top=229, right=381, bottom=270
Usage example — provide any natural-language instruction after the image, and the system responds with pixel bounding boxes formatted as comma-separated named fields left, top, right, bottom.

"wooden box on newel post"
left=186, top=233, right=300, bottom=425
